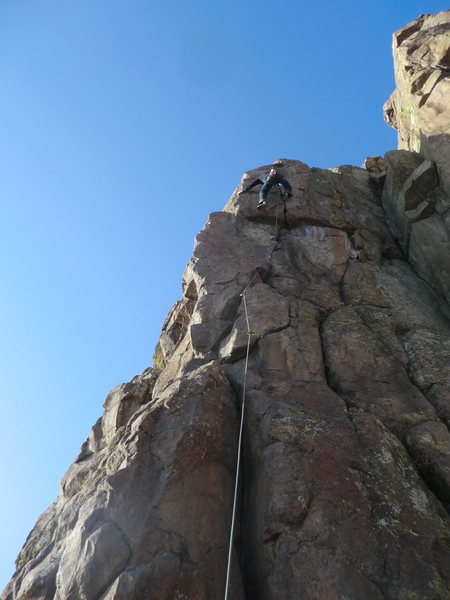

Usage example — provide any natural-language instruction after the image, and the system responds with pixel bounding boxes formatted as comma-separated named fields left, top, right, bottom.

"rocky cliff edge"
left=3, top=11, right=450, bottom=600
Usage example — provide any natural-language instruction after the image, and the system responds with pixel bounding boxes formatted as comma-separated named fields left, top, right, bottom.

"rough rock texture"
left=3, top=13, right=450, bottom=600
left=383, top=10, right=450, bottom=195
left=3, top=157, right=450, bottom=600
left=383, top=10, right=450, bottom=304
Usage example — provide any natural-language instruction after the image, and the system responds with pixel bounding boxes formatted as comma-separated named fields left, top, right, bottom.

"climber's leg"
left=257, top=182, right=272, bottom=208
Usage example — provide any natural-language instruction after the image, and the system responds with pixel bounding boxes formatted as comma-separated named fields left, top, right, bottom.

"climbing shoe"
left=257, top=200, right=267, bottom=209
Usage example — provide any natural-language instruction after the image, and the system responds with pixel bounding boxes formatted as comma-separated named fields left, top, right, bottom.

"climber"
left=238, top=166, right=293, bottom=208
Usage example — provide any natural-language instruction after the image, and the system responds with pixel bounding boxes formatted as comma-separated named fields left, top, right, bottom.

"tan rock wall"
left=3, top=11, right=450, bottom=599
left=5, top=158, right=450, bottom=600
left=384, top=10, right=450, bottom=195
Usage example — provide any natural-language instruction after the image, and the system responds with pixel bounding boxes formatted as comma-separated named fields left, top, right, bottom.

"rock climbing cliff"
left=383, top=10, right=450, bottom=195
left=383, top=10, right=450, bottom=303
left=3, top=11, right=450, bottom=600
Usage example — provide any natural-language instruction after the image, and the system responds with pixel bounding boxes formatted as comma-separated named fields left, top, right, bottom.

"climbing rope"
left=224, top=186, right=287, bottom=599
left=224, top=293, right=251, bottom=600
left=274, top=186, right=281, bottom=234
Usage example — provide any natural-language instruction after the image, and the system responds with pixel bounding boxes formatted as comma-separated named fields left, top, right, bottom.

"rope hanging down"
left=224, top=187, right=287, bottom=600
left=275, top=184, right=290, bottom=232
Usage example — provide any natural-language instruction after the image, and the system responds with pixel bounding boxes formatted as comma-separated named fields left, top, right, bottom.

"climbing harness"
left=224, top=187, right=288, bottom=600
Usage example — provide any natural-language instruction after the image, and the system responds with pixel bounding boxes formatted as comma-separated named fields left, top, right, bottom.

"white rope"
left=224, top=293, right=251, bottom=600
left=224, top=188, right=285, bottom=599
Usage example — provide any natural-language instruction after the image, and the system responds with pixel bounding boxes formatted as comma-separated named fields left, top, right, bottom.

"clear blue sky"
left=0, top=0, right=447, bottom=589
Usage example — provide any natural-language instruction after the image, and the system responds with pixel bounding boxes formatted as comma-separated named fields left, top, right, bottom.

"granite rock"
left=3, top=12, right=450, bottom=600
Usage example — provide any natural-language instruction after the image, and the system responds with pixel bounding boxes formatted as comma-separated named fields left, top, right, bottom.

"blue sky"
left=0, top=0, right=447, bottom=589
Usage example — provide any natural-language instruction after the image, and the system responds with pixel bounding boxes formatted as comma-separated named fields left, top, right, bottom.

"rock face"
left=3, top=13, right=450, bottom=600
left=382, top=10, right=450, bottom=305
left=383, top=10, right=450, bottom=195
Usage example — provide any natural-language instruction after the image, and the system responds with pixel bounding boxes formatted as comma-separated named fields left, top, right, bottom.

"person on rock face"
left=238, top=166, right=293, bottom=208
